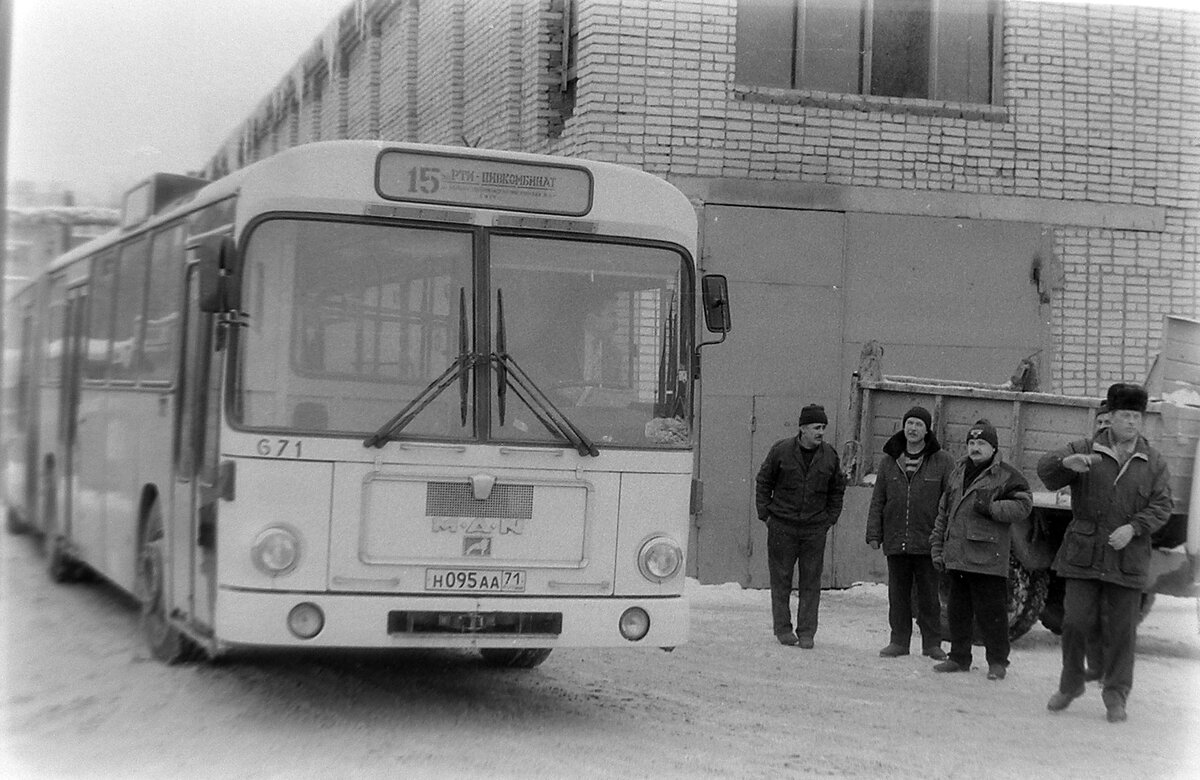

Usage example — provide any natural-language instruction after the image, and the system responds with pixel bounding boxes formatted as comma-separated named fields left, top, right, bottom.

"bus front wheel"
left=137, top=505, right=188, bottom=664
left=480, top=648, right=553, bottom=669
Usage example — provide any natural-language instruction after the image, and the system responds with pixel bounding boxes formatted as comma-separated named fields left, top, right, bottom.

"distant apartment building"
left=5, top=183, right=118, bottom=288
left=206, top=0, right=1199, bottom=584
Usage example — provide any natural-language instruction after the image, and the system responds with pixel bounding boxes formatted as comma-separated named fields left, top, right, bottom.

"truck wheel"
left=1006, top=553, right=1049, bottom=640
left=1039, top=574, right=1065, bottom=634
left=480, top=648, right=553, bottom=668
left=937, top=554, right=1050, bottom=643
left=1139, top=592, right=1156, bottom=623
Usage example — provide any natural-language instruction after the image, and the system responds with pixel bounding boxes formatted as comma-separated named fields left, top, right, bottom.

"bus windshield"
left=233, top=218, right=692, bottom=448
left=489, top=234, right=691, bottom=448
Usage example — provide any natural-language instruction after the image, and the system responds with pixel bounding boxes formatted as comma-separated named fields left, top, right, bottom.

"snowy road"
left=3, top=530, right=1198, bottom=779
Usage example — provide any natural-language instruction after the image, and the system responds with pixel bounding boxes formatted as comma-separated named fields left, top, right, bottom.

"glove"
left=1063, top=453, right=1100, bottom=473
left=932, top=556, right=945, bottom=573
left=868, top=540, right=880, bottom=550
left=974, top=488, right=998, bottom=517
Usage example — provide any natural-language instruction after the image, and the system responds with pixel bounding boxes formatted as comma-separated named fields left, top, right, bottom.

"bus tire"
left=6, top=506, right=27, bottom=535
left=46, top=536, right=78, bottom=583
left=137, top=504, right=188, bottom=664
left=42, top=470, right=81, bottom=583
left=479, top=648, right=553, bottom=669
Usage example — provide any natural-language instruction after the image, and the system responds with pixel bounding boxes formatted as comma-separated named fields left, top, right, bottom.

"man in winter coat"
left=930, top=420, right=1032, bottom=680
left=866, top=406, right=955, bottom=660
left=1037, top=382, right=1172, bottom=723
left=756, top=403, right=846, bottom=649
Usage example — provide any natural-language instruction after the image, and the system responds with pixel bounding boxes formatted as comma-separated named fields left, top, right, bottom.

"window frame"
left=736, top=0, right=1002, bottom=107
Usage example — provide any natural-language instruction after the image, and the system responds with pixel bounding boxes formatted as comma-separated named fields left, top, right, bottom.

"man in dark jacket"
left=930, top=420, right=1032, bottom=680
left=1037, top=383, right=1172, bottom=723
left=866, top=406, right=955, bottom=660
left=756, top=403, right=846, bottom=648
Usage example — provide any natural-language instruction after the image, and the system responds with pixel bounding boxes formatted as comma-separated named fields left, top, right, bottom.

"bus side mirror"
left=701, top=274, right=731, bottom=334
left=196, top=235, right=240, bottom=313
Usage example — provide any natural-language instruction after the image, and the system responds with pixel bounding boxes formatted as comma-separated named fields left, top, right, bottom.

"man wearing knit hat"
left=930, top=419, right=1032, bottom=680
left=755, top=403, right=847, bottom=648
left=866, top=406, right=955, bottom=660
left=1037, top=382, right=1172, bottom=723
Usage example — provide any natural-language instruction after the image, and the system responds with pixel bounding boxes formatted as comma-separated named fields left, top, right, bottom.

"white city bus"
left=2, top=141, right=730, bottom=667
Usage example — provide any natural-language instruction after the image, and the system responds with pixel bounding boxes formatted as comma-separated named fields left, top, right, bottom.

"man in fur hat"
left=1037, top=382, right=1172, bottom=723
left=756, top=403, right=846, bottom=649
left=866, top=406, right=955, bottom=660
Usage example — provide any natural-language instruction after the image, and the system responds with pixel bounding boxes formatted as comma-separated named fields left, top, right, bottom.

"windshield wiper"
left=492, top=289, right=599, bottom=457
left=364, top=288, right=474, bottom=449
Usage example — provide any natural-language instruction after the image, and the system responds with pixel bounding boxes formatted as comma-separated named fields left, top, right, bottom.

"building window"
left=550, top=0, right=578, bottom=138
left=736, top=0, right=998, bottom=104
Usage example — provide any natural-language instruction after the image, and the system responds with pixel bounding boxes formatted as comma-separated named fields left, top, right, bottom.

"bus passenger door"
left=73, top=252, right=117, bottom=568
left=59, top=286, right=88, bottom=541
left=169, top=267, right=218, bottom=633
left=14, top=306, right=37, bottom=527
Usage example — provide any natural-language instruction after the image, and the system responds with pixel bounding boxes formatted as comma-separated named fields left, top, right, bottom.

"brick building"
left=205, top=0, right=1199, bottom=584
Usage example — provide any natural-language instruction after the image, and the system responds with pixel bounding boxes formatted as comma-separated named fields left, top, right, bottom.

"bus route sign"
left=376, top=149, right=593, bottom=216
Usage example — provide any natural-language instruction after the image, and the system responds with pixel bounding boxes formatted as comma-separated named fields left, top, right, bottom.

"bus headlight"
left=637, top=536, right=682, bottom=583
left=251, top=527, right=300, bottom=576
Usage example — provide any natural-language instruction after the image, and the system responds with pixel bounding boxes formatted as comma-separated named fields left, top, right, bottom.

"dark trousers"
left=886, top=554, right=942, bottom=649
left=945, top=570, right=1010, bottom=668
left=1059, top=578, right=1140, bottom=701
left=766, top=519, right=828, bottom=638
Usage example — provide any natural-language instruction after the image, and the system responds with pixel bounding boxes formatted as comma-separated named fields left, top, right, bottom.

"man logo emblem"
left=463, top=536, right=492, bottom=556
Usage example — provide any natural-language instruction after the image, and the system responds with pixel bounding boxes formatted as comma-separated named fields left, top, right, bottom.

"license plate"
left=425, top=568, right=527, bottom=593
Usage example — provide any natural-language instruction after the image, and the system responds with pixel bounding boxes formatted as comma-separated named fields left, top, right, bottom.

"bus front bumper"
left=212, top=588, right=688, bottom=650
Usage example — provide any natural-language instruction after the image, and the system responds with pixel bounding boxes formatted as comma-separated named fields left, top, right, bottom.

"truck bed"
left=847, top=360, right=1198, bottom=520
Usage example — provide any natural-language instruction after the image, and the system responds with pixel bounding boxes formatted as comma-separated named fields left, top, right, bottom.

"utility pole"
left=0, top=0, right=10, bottom=457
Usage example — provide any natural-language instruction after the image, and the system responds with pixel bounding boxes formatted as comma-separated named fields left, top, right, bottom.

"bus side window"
left=15, top=309, right=35, bottom=430
left=111, top=237, right=150, bottom=382
left=83, top=252, right=118, bottom=381
left=141, top=224, right=185, bottom=384
left=42, top=276, right=67, bottom=389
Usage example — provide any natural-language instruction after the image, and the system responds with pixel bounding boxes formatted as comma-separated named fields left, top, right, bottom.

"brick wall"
left=204, top=0, right=1199, bottom=395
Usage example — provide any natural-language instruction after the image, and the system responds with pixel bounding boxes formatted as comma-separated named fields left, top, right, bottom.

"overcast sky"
left=7, top=0, right=348, bottom=204
left=6, top=0, right=1196, bottom=207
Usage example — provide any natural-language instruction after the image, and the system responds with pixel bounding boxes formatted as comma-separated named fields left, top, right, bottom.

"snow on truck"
left=844, top=316, right=1200, bottom=640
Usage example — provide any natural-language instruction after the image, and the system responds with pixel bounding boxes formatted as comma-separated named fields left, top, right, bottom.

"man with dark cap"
left=866, top=406, right=955, bottom=660
left=930, top=420, right=1032, bottom=680
left=1093, top=399, right=1111, bottom=435
left=1037, top=382, right=1172, bottom=723
left=756, top=403, right=847, bottom=648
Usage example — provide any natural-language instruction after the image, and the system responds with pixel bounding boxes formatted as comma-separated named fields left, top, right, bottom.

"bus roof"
left=37, top=141, right=697, bottom=283
left=235, top=141, right=697, bottom=249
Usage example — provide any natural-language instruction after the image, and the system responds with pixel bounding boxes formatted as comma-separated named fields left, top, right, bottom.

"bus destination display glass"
left=376, top=150, right=593, bottom=216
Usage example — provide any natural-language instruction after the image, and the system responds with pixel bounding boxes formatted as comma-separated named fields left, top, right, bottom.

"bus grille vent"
left=387, top=611, right=562, bottom=636
left=426, top=482, right=534, bottom=519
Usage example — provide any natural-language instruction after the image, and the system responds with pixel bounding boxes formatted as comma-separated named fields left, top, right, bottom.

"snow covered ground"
left=3, top=531, right=1198, bottom=779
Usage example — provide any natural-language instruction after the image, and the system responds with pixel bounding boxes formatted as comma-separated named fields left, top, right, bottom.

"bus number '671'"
left=256, top=438, right=302, bottom=458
